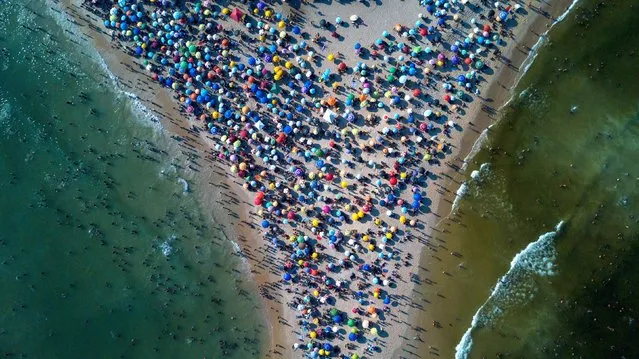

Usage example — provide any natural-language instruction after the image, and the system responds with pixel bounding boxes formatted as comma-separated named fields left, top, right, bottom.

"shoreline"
left=51, top=0, right=578, bottom=358
left=401, top=0, right=581, bottom=358
left=51, top=0, right=280, bottom=356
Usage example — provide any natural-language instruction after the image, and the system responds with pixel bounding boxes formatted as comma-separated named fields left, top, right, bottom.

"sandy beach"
left=52, top=0, right=577, bottom=358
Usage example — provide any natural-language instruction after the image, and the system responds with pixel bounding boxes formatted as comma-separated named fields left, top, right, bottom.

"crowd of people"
left=88, top=0, right=525, bottom=357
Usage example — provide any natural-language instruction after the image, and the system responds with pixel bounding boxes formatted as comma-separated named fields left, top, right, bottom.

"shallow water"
left=411, top=0, right=639, bottom=358
left=0, top=0, right=263, bottom=357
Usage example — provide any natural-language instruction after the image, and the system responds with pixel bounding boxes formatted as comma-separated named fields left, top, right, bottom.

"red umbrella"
left=338, top=62, right=347, bottom=71
left=230, top=8, right=244, bottom=22
left=443, top=94, right=452, bottom=102
left=413, top=88, right=421, bottom=97
left=389, top=177, right=398, bottom=186
left=325, top=173, right=334, bottom=181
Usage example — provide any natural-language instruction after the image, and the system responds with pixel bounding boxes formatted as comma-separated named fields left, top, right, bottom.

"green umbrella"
left=386, top=74, right=395, bottom=82
left=388, top=66, right=397, bottom=74
left=347, top=319, right=355, bottom=327
left=330, top=308, right=339, bottom=316
left=188, top=44, right=197, bottom=53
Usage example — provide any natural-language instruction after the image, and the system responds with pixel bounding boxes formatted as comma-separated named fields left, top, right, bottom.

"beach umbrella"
left=347, top=319, right=356, bottom=327
left=350, top=14, right=359, bottom=22
left=348, top=333, right=357, bottom=341
left=283, top=272, right=292, bottom=281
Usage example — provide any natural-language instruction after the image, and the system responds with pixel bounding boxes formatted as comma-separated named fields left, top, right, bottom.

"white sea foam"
left=470, top=163, right=491, bottom=182
left=461, top=128, right=489, bottom=172
left=159, top=235, right=177, bottom=257
left=177, top=177, right=190, bottom=193
left=452, top=182, right=469, bottom=212
left=124, top=91, right=164, bottom=132
left=455, top=221, right=565, bottom=359
left=556, top=0, right=581, bottom=23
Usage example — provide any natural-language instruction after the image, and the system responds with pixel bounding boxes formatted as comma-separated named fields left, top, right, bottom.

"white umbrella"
left=350, top=14, right=359, bottom=22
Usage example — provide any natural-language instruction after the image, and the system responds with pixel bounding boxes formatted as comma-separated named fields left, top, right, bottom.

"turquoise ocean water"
left=0, top=0, right=263, bottom=357
left=412, top=0, right=639, bottom=358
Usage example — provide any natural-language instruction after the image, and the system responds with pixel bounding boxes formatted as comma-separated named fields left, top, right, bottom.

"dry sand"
left=53, top=0, right=576, bottom=358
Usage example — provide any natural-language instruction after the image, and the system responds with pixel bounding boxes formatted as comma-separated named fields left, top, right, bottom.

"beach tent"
left=323, top=109, right=338, bottom=123
left=230, top=8, right=244, bottom=22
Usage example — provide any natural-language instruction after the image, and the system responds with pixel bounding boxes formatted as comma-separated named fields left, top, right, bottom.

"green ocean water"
left=0, top=0, right=263, bottom=358
left=412, top=1, right=639, bottom=358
